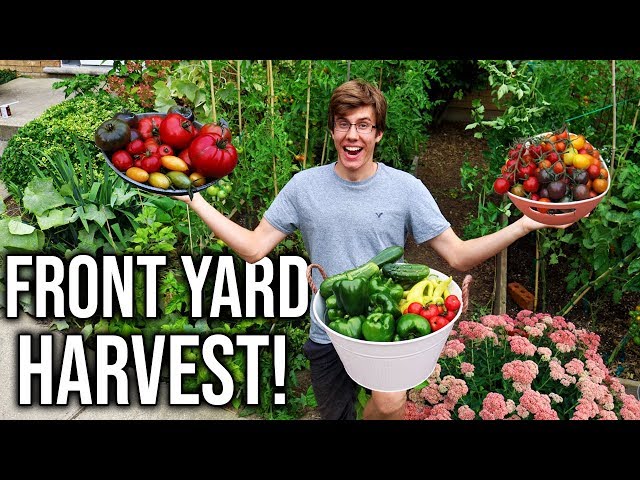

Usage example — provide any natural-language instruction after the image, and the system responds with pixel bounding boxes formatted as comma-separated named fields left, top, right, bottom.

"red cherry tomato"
left=444, top=295, right=461, bottom=312
left=407, top=302, right=424, bottom=315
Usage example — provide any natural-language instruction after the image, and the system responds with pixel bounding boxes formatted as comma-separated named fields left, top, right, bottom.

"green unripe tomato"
left=206, top=185, right=220, bottom=196
left=222, top=184, right=233, bottom=193
left=216, top=190, right=228, bottom=199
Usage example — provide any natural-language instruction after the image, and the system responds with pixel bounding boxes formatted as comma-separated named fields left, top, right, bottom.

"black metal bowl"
left=100, top=112, right=229, bottom=199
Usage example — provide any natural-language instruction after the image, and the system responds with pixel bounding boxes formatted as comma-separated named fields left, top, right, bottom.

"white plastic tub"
left=313, top=268, right=462, bottom=392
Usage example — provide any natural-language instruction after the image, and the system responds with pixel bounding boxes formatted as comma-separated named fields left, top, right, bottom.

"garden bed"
left=404, top=121, right=640, bottom=383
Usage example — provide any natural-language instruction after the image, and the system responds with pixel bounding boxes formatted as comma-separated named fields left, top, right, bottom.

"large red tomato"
left=199, top=122, right=232, bottom=142
left=137, top=115, right=164, bottom=140
left=189, top=133, right=238, bottom=178
left=159, top=113, right=195, bottom=150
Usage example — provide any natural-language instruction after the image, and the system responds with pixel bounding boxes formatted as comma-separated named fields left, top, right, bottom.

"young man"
left=176, top=79, right=570, bottom=420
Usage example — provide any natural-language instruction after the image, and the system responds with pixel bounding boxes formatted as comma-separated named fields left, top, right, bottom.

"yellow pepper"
left=432, top=276, right=452, bottom=303
left=406, top=278, right=436, bottom=305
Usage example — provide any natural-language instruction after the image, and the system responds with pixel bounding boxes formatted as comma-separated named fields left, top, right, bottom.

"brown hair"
left=328, top=79, right=387, bottom=133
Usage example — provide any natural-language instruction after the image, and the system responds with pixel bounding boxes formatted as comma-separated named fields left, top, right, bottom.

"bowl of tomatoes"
left=95, top=110, right=238, bottom=198
left=494, top=129, right=610, bottom=225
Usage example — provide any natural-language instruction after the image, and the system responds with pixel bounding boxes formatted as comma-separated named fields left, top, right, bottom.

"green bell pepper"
left=368, top=292, right=402, bottom=318
left=362, top=312, right=395, bottom=342
left=328, top=315, right=364, bottom=339
left=332, top=277, right=369, bottom=316
left=325, top=294, right=338, bottom=310
left=323, top=294, right=346, bottom=322
left=396, top=313, right=432, bottom=340
left=368, top=275, right=404, bottom=303
left=326, top=306, right=346, bottom=322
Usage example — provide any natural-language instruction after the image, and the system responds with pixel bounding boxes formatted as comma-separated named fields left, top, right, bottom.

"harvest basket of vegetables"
left=95, top=109, right=238, bottom=198
left=307, top=246, right=470, bottom=392
left=495, top=128, right=610, bottom=225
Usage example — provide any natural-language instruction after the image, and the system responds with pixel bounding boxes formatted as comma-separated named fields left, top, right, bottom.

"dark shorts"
left=302, top=339, right=358, bottom=420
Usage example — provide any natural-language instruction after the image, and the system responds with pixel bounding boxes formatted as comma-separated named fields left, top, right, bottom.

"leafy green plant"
left=0, top=91, right=138, bottom=192
left=53, top=74, right=107, bottom=98
left=125, top=205, right=177, bottom=254
left=20, top=139, right=141, bottom=256
left=0, top=69, right=18, bottom=85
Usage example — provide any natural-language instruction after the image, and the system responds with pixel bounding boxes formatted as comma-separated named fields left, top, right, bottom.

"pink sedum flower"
left=405, top=310, right=640, bottom=421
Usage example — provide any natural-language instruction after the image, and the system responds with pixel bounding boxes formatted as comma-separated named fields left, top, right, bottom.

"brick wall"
left=0, top=60, right=61, bottom=78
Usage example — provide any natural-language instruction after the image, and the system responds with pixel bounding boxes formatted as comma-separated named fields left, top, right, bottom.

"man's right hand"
left=171, top=192, right=201, bottom=205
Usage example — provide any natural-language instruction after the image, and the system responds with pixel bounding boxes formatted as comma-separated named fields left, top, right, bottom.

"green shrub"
left=0, top=91, right=138, bottom=195
left=0, top=69, right=18, bottom=85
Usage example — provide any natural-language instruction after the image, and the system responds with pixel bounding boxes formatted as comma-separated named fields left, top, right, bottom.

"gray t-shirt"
left=263, top=162, right=450, bottom=343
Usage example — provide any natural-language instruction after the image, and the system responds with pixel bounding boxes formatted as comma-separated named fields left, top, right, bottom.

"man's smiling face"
left=331, top=105, right=383, bottom=178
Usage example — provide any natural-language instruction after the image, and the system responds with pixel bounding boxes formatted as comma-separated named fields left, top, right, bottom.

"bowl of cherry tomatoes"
left=494, top=128, right=610, bottom=225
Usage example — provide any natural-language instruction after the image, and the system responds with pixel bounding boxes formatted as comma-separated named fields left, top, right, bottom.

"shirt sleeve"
left=407, top=177, right=451, bottom=244
left=263, top=175, right=300, bottom=235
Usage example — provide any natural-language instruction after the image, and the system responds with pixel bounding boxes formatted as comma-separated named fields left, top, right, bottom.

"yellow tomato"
left=563, top=146, right=578, bottom=166
left=126, top=167, right=150, bottom=183
left=160, top=155, right=189, bottom=172
left=572, top=154, right=592, bottom=170
left=569, top=134, right=585, bottom=150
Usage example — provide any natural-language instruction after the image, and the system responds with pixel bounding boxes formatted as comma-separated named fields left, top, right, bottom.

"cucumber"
left=381, top=263, right=431, bottom=287
left=319, top=261, right=379, bottom=298
left=367, top=245, right=404, bottom=268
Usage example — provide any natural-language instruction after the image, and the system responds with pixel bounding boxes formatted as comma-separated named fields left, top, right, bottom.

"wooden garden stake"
left=612, top=96, right=640, bottom=188
left=618, top=97, right=640, bottom=166
left=207, top=60, right=217, bottom=123
left=320, top=129, right=329, bottom=165
left=186, top=203, right=193, bottom=254
left=236, top=60, right=243, bottom=133
left=346, top=60, right=351, bottom=81
left=610, top=60, right=617, bottom=173
left=303, top=60, right=312, bottom=169
left=267, top=60, right=278, bottom=196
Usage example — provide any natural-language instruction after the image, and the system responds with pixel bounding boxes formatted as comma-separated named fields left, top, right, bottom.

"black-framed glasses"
left=334, top=120, right=377, bottom=134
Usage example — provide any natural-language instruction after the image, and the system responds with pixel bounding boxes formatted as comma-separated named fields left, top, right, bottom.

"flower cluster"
left=405, top=310, right=640, bottom=420
left=106, top=60, right=179, bottom=110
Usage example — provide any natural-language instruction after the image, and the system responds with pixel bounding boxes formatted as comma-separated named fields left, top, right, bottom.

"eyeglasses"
left=334, top=120, right=377, bottom=134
